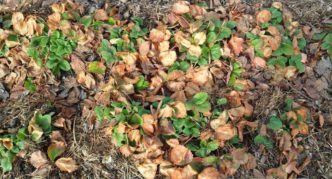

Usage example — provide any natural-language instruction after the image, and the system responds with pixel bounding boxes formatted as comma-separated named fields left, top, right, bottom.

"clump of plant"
left=27, top=30, right=77, bottom=75
left=0, top=128, right=26, bottom=172
left=254, top=97, right=310, bottom=149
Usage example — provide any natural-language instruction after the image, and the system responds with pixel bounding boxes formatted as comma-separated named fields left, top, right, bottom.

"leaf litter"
left=0, top=0, right=331, bottom=178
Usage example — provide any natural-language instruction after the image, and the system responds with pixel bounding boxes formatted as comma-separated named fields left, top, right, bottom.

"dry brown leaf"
left=173, top=101, right=187, bottom=118
left=30, top=151, right=49, bottom=169
left=172, top=1, right=190, bottom=15
left=150, top=28, right=165, bottom=43
left=159, top=50, right=177, bottom=67
left=252, top=57, right=266, bottom=68
left=47, top=12, right=61, bottom=30
left=229, top=36, right=244, bottom=56
left=142, top=114, right=155, bottom=135
left=256, top=10, right=272, bottom=24
left=169, top=145, right=193, bottom=166
left=55, top=157, right=78, bottom=173
left=231, top=148, right=248, bottom=165
left=198, top=167, right=220, bottom=179
left=137, top=163, right=158, bottom=179
left=215, top=124, right=237, bottom=141
left=94, top=9, right=108, bottom=21
left=188, top=45, right=202, bottom=57
left=1, top=138, right=13, bottom=150
left=193, top=32, right=207, bottom=45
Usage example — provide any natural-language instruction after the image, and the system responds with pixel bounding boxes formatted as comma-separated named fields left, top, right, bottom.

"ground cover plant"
left=0, top=0, right=331, bottom=178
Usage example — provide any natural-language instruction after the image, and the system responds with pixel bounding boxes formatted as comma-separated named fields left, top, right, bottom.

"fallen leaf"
left=256, top=10, right=272, bottom=24
left=198, top=167, right=220, bottom=179
left=55, top=157, right=78, bottom=173
left=150, top=28, right=165, bottom=43
left=159, top=50, right=177, bottom=67
left=229, top=36, right=244, bottom=56
left=169, top=145, right=193, bottom=166
left=30, top=151, right=49, bottom=169
left=137, top=163, right=157, bottom=179
left=215, top=124, right=237, bottom=141
left=172, top=1, right=190, bottom=15
left=94, top=9, right=108, bottom=21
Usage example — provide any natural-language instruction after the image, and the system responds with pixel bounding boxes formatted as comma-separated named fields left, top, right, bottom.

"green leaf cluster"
left=228, top=62, right=243, bottom=87
left=171, top=116, right=207, bottom=138
left=0, top=128, right=27, bottom=172
left=135, top=76, right=150, bottom=91
left=186, top=92, right=211, bottom=113
left=268, top=37, right=305, bottom=73
left=254, top=135, right=273, bottom=149
left=24, top=77, right=37, bottom=92
left=27, top=30, right=77, bottom=75
left=187, top=140, right=219, bottom=157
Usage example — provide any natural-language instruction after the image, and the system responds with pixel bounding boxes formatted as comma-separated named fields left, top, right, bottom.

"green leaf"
left=88, top=61, right=106, bottom=74
left=226, top=21, right=237, bottom=29
left=59, top=60, right=71, bottom=71
left=35, top=113, right=52, bottom=132
left=321, top=33, right=332, bottom=57
left=24, top=77, right=37, bottom=92
left=284, top=97, right=293, bottom=111
left=312, top=32, right=327, bottom=41
left=1, top=157, right=12, bottom=172
left=289, top=54, right=304, bottom=73
left=210, top=44, right=221, bottom=60
left=207, top=32, right=217, bottom=44
left=135, top=76, right=149, bottom=90
left=218, top=27, right=231, bottom=40
left=47, top=143, right=65, bottom=161
left=112, top=127, right=127, bottom=147
left=16, top=128, right=27, bottom=141
left=254, top=135, right=273, bottom=149
left=217, top=98, right=228, bottom=105
left=179, top=61, right=190, bottom=71
left=129, top=114, right=143, bottom=125
left=80, top=16, right=92, bottom=27
left=95, top=106, right=104, bottom=121
left=267, top=116, right=283, bottom=130
left=192, top=92, right=209, bottom=105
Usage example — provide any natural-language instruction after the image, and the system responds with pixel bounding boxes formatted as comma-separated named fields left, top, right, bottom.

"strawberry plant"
left=0, top=128, right=26, bottom=172
left=187, top=140, right=219, bottom=157
left=186, top=92, right=211, bottom=114
left=27, top=30, right=77, bottom=75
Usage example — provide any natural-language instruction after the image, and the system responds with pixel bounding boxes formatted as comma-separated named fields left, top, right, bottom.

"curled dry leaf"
left=1, top=138, right=13, bottom=150
left=30, top=151, right=49, bottom=169
left=47, top=12, right=61, bottom=30
left=94, top=9, right=108, bottom=21
left=252, top=57, right=266, bottom=68
left=159, top=50, right=177, bottom=67
left=159, top=105, right=174, bottom=118
left=137, top=163, right=158, bottom=179
left=55, top=157, right=78, bottom=173
left=256, top=10, right=272, bottom=24
left=150, top=29, right=165, bottom=43
left=172, top=1, right=190, bottom=15
left=231, top=148, right=248, bottom=165
left=188, top=45, right=202, bottom=57
left=193, top=32, right=207, bottom=45
left=142, top=114, right=155, bottom=135
left=198, top=167, right=220, bottom=179
left=215, top=124, right=237, bottom=141
left=169, top=145, right=193, bottom=166
left=173, top=101, right=187, bottom=118
left=229, top=36, right=244, bottom=56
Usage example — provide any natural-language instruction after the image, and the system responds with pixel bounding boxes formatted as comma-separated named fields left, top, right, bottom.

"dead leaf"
left=159, top=50, right=177, bottom=67
left=30, top=151, right=49, bottom=169
left=215, top=124, right=237, bottom=141
left=137, top=163, right=157, bottom=179
left=198, top=167, right=220, bottom=179
left=47, top=12, right=61, bottom=30
left=150, top=28, right=165, bottom=43
left=172, top=1, right=190, bottom=15
left=55, top=157, right=78, bottom=173
left=169, top=145, right=193, bottom=166
left=256, top=10, right=272, bottom=24
left=229, top=36, right=244, bottom=56
left=173, top=101, right=187, bottom=118
left=94, top=9, right=108, bottom=21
